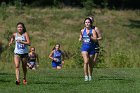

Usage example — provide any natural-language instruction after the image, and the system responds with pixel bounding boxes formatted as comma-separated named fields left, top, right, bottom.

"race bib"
left=83, top=38, right=90, bottom=43
left=17, top=43, right=25, bottom=49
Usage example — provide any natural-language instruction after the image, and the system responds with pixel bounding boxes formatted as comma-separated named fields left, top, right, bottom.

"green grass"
left=0, top=67, right=140, bottom=93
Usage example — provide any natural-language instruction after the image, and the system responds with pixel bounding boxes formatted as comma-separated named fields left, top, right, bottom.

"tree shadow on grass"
left=0, top=79, right=11, bottom=83
left=123, top=19, right=140, bottom=28
left=0, top=72, right=14, bottom=76
left=34, top=81, right=90, bottom=85
left=51, top=76, right=83, bottom=79
left=34, top=81, right=63, bottom=85
left=0, top=73, right=14, bottom=83
left=98, top=76, right=134, bottom=82
left=33, top=76, right=89, bottom=85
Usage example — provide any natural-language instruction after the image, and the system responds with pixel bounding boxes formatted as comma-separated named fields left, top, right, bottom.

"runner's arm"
left=79, top=29, right=83, bottom=41
left=90, top=29, right=97, bottom=41
left=49, top=51, right=54, bottom=60
left=9, top=33, right=15, bottom=46
left=95, top=27, right=102, bottom=40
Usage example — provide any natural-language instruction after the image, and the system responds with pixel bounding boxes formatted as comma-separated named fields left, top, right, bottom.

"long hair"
left=16, top=22, right=26, bottom=33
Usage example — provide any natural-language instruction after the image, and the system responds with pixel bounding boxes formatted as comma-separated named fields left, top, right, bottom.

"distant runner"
left=49, top=43, right=64, bottom=70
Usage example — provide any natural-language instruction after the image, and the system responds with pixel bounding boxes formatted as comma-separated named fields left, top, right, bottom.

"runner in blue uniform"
left=9, top=22, right=30, bottom=85
left=89, top=16, right=102, bottom=66
left=79, top=18, right=97, bottom=81
left=49, top=44, right=64, bottom=70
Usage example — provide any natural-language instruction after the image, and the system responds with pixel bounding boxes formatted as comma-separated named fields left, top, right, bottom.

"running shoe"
left=16, top=80, right=20, bottom=85
left=84, top=76, right=88, bottom=81
left=23, top=79, right=27, bottom=85
left=88, top=76, right=92, bottom=81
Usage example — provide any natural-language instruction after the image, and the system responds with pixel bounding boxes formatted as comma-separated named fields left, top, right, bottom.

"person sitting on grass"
left=27, top=47, right=39, bottom=70
left=49, top=43, right=64, bottom=70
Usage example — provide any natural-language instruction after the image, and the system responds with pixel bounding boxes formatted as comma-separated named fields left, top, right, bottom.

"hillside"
left=0, top=7, right=140, bottom=68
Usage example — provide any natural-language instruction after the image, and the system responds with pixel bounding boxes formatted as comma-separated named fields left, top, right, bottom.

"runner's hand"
left=62, top=61, right=64, bottom=64
left=79, top=38, right=82, bottom=41
left=53, top=58, right=59, bottom=62
left=16, top=39, right=21, bottom=43
left=9, top=42, right=12, bottom=46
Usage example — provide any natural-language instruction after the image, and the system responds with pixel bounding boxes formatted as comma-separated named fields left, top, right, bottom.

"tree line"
left=0, top=0, right=140, bottom=9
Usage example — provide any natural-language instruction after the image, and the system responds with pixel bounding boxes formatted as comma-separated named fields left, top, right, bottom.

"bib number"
left=83, top=39, right=90, bottom=43
left=17, top=43, right=25, bottom=49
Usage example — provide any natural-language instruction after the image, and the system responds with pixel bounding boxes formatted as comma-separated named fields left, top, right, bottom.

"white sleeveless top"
left=14, top=33, right=28, bottom=54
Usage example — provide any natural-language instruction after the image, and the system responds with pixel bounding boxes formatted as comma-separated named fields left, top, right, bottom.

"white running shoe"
left=85, top=76, right=88, bottom=81
left=89, top=76, right=92, bottom=81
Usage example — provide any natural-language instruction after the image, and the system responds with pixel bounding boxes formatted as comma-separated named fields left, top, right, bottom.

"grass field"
left=0, top=67, right=140, bottom=93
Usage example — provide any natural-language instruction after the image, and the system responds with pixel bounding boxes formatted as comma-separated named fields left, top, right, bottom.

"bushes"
left=111, top=52, right=131, bottom=68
